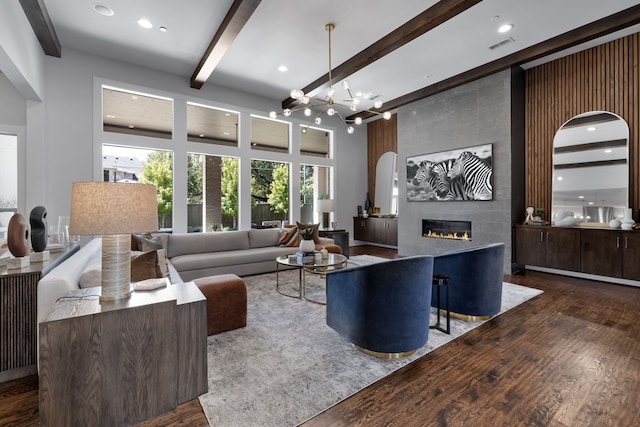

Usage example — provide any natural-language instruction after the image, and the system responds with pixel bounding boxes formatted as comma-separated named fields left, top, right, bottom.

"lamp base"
left=100, top=234, right=132, bottom=302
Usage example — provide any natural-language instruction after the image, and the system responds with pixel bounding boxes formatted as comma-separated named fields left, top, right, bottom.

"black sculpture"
left=30, top=206, right=48, bottom=252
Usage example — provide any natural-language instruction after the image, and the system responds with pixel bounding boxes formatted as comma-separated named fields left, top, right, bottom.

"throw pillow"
left=278, top=227, right=298, bottom=247
left=131, top=250, right=164, bottom=282
left=296, top=221, right=320, bottom=244
left=137, top=233, right=164, bottom=252
left=131, top=234, right=142, bottom=251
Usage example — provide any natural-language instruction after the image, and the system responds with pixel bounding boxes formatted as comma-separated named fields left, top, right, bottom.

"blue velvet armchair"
left=325, top=255, right=434, bottom=358
left=432, top=242, right=505, bottom=319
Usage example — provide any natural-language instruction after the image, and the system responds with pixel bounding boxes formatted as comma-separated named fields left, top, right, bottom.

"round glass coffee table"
left=276, top=253, right=347, bottom=304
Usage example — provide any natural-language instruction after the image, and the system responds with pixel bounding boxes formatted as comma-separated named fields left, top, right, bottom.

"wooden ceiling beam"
left=191, top=0, right=262, bottom=89
left=281, top=0, right=482, bottom=110
left=19, top=0, right=61, bottom=57
left=351, top=3, right=640, bottom=121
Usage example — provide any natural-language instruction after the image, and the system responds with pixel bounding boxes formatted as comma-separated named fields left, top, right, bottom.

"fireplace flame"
left=423, top=230, right=470, bottom=241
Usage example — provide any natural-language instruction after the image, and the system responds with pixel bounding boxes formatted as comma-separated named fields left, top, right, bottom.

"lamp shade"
left=69, top=182, right=158, bottom=235
left=316, top=199, right=335, bottom=213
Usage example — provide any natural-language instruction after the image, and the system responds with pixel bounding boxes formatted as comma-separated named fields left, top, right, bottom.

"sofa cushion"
left=168, top=230, right=250, bottom=258
left=170, top=247, right=292, bottom=272
left=296, top=222, right=320, bottom=244
left=248, top=228, right=282, bottom=248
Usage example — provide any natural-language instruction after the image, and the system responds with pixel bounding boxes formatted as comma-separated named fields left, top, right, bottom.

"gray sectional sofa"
left=37, top=228, right=335, bottom=323
left=168, top=228, right=308, bottom=281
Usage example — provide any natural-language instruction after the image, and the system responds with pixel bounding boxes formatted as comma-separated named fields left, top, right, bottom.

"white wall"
left=0, top=2, right=45, bottom=100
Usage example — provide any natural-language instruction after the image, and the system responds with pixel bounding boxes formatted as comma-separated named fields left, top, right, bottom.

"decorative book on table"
left=296, top=251, right=317, bottom=264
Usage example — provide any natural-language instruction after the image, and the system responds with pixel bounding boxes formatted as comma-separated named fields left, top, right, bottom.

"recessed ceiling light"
left=128, top=125, right=135, bottom=129
left=587, top=126, right=596, bottom=131
left=160, top=26, right=167, bottom=32
left=199, top=134, right=205, bottom=138
left=557, top=176, right=563, bottom=181
left=578, top=195, right=585, bottom=199
left=588, top=201, right=594, bottom=205
left=106, top=114, right=116, bottom=119
left=93, top=4, right=114, bottom=17
left=223, top=131, right=230, bottom=136
left=498, top=23, right=513, bottom=33
left=278, top=65, right=288, bottom=72
left=137, top=18, right=153, bottom=29
left=604, top=149, right=612, bottom=153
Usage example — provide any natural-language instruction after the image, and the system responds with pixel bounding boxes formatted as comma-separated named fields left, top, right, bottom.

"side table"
left=0, top=243, right=79, bottom=383
left=319, top=228, right=350, bottom=258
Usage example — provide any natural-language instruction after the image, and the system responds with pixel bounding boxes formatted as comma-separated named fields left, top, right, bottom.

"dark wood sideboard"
left=513, top=224, right=640, bottom=281
left=0, top=243, right=79, bottom=382
left=353, top=216, right=398, bottom=247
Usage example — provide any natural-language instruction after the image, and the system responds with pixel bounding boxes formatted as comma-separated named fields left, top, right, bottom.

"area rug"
left=198, top=256, right=542, bottom=426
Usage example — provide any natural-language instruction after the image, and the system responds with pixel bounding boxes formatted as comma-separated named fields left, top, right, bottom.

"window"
left=0, top=133, right=17, bottom=210
left=0, top=133, right=17, bottom=237
left=251, top=160, right=289, bottom=226
left=187, top=103, right=238, bottom=147
left=102, top=145, right=173, bottom=229
left=300, top=164, right=332, bottom=224
left=102, top=87, right=173, bottom=139
left=300, top=126, right=330, bottom=158
left=187, top=153, right=239, bottom=232
left=251, top=116, right=289, bottom=153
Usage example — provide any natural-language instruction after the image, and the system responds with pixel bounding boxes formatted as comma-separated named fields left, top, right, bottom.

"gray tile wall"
left=397, top=70, right=513, bottom=273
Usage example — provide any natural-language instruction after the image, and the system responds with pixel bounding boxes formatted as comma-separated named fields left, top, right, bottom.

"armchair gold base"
left=445, top=310, right=491, bottom=322
left=353, top=344, right=416, bottom=359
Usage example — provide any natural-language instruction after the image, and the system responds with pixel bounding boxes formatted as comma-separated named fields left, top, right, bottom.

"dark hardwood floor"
left=3, top=245, right=639, bottom=426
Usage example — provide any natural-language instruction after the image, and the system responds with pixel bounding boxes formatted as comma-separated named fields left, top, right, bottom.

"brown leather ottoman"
left=192, top=274, right=247, bottom=336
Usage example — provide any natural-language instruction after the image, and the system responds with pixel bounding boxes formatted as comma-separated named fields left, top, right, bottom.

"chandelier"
left=269, top=23, right=391, bottom=134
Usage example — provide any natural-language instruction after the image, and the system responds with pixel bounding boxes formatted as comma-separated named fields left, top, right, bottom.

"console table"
left=0, top=243, right=79, bottom=383
left=39, top=282, right=207, bottom=426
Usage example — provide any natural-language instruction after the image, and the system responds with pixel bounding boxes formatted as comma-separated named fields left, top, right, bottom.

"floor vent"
left=489, top=37, right=515, bottom=50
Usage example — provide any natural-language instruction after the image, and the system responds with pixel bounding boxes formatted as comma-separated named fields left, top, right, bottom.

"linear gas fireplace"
left=422, top=219, right=471, bottom=241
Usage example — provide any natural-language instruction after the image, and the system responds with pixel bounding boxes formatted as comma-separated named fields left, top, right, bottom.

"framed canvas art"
left=406, top=143, right=493, bottom=201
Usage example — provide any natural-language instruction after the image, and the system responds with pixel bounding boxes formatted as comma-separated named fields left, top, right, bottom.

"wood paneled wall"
left=367, top=114, right=397, bottom=206
left=525, top=32, right=639, bottom=219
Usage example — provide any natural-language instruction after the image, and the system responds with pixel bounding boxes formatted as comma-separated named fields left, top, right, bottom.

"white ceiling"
left=41, top=0, right=640, bottom=114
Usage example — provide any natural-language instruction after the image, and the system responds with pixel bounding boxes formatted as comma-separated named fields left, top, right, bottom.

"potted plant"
left=299, top=227, right=315, bottom=253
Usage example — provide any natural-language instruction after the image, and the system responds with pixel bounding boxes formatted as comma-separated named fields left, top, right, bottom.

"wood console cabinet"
left=39, top=282, right=207, bottom=426
left=0, top=244, right=79, bottom=383
left=581, top=229, right=640, bottom=280
left=353, top=217, right=397, bottom=246
left=514, top=225, right=640, bottom=281
left=513, top=225, right=580, bottom=271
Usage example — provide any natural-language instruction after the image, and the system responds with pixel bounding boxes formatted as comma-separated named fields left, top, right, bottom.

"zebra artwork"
left=447, top=151, right=493, bottom=200
left=411, top=159, right=470, bottom=201
left=406, top=143, right=493, bottom=202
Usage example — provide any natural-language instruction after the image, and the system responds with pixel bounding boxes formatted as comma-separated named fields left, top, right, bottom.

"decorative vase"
left=30, top=206, right=49, bottom=252
left=621, top=208, right=634, bottom=230
left=320, top=246, right=328, bottom=259
left=7, top=213, right=30, bottom=257
left=299, top=239, right=315, bottom=253
left=364, top=193, right=371, bottom=213
left=609, top=218, right=621, bottom=229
